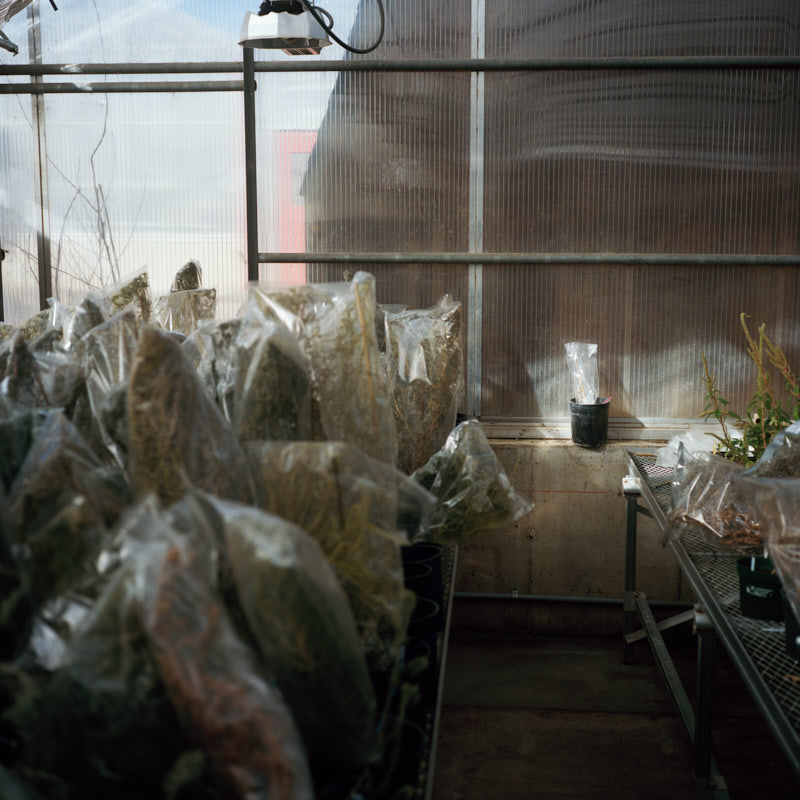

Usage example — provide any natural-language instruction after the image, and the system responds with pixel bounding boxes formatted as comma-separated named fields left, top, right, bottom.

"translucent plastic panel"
left=39, top=90, right=247, bottom=318
left=482, top=264, right=800, bottom=420
left=485, top=0, right=800, bottom=58
left=484, top=69, right=800, bottom=255
left=283, top=70, right=471, bottom=255
left=0, top=95, right=41, bottom=324
left=305, top=262, right=468, bottom=311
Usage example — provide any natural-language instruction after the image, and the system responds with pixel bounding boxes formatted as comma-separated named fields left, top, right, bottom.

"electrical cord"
left=300, top=0, right=384, bottom=54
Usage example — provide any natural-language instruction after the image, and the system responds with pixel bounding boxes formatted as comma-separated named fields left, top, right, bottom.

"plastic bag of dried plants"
left=1, top=332, right=81, bottom=410
left=184, top=317, right=243, bottom=423
left=669, top=447, right=764, bottom=550
left=247, top=440, right=428, bottom=672
left=127, top=327, right=256, bottom=506
left=2, top=558, right=190, bottom=800
left=75, top=310, right=140, bottom=469
left=383, top=296, right=463, bottom=474
left=252, top=272, right=397, bottom=465
left=7, top=410, right=131, bottom=612
left=743, top=420, right=800, bottom=479
left=152, top=288, right=216, bottom=335
left=171, top=260, right=203, bottom=292
left=140, top=523, right=315, bottom=800
left=194, top=493, right=376, bottom=780
left=412, top=420, right=534, bottom=545
left=233, top=303, right=311, bottom=443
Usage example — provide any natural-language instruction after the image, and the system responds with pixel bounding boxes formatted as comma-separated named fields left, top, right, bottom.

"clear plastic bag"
left=411, top=420, right=534, bottom=545
left=747, top=478, right=800, bottom=627
left=7, top=410, right=131, bottom=609
left=742, top=420, right=800, bottom=478
left=383, top=296, right=463, bottom=474
left=184, top=317, right=243, bottom=423
left=1, top=332, right=80, bottom=410
left=668, top=447, right=764, bottom=550
left=76, top=310, right=140, bottom=469
left=141, top=529, right=315, bottom=800
left=252, top=272, right=397, bottom=465
left=197, top=493, right=376, bottom=776
left=102, top=270, right=152, bottom=323
left=233, top=303, right=311, bottom=443
left=247, top=440, right=426, bottom=671
left=564, top=341, right=599, bottom=404
left=127, top=327, right=256, bottom=506
left=171, top=260, right=203, bottom=292
left=654, top=429, right=719, bottom=469
left=66, top=294, right=106, bottom=349
left=152, top=288, right=216, bottom=335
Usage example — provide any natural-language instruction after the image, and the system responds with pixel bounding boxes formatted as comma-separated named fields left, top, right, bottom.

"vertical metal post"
left=466, top=0, right=485, bottom=417
left=243, top=47, right=259, bottom=283
left=0, top=238, right=5, bottom=321
left=693, top=609, right=716, bottom=799
left=28, top=1, right=52, bottom=310
left=623, top=489, right=639, bottom=664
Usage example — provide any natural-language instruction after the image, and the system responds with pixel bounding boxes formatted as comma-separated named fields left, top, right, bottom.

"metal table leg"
left=623, top=481, right=639, bottom=664
left=693, top=606, right=716, bottom=799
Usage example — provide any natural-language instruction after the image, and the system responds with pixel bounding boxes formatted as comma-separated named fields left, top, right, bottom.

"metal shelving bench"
left=623, top=449, right=800, bottom=799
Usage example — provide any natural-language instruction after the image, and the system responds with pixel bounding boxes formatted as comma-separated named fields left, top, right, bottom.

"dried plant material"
left=412, top=420, right=534, bottom=545
left=185, top=318, right=243, bottom=423
left=2, top=333, right=47, bottom=407
left=384, top=297, right=463, bottom=474
left=145, top=537, right=314, bottom=800
left=233, top=308, right=311, bottom=443
left=0, top=409, right=47, bottom=492
left=29, top=326, right=64, bottom=354
left=744, top=420, right=800, bottom=478
left=67, top=296, right=105, bottom=349
left=375, top=303, right=407, bottom=352
left=72, top=311, right=141, bottom=469
left=669, top=450, right=764, bottom=550
left=201, top=495, right=375, bottom=776
left=253, top=272, right=397, bottom=465
left=0, top=322, right=16, bottom=345
left=5, top=563, right=188, bottom=799
left=105, top=272, right=151, bottom=323
left=171, top=260, right=203, bottom=292
left=247, top=441, right=424, bottom=671
left=153, top=289, right=216, bottom=335
left=127, top=327, right=256, bottom=506
left=19, top=310, right=51, bottom=343
left=8, top=411, right=131, bottom=609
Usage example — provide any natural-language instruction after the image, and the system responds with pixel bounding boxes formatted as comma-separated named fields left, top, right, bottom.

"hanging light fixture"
left=238, top=1, right=331, bottom=56
left=238, top=0, right=384, bottom=56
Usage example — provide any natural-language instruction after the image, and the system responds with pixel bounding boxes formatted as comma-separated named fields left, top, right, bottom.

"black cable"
left=301, top=0, right=384, bottom=54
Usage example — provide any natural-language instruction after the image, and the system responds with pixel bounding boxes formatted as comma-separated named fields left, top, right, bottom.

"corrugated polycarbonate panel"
left=277, top=69, right=471, bottom=256
left=38, top=90, right=248, bottom=318
left=483, top=264, right=800, bottom=420
left=0, top=95, right=41, bottom=324
left=485, top=0, right=800, bottom=58
left=480, top=0, right=800, bottom=420
left=484, top=68, right=800, bottom=256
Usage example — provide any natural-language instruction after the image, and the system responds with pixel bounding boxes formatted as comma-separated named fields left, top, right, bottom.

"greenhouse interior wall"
left=2, top=0, right=800, bottom=636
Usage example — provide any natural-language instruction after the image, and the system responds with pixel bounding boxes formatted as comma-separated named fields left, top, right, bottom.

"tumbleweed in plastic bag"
left=247, top=441, right=428, bottom=671
left=411, top=420, right=533, bottom=545
left=383, top=296, right=463, bottom=474
left=127, top=327, right=256, bottom=506
left=251, top=272, right=397, bottom=465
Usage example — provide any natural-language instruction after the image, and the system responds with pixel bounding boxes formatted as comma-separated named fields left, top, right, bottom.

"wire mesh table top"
left=627, top=450, right=800, bottom=762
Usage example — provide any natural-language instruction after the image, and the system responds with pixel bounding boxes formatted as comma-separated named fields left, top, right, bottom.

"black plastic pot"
left=402, top=560, right=434, bottom=600
left=737, top=556, right=783, bottom=621
left=569, top=397, right=610, bottom=448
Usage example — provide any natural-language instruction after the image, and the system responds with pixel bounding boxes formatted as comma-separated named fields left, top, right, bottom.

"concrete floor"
left=431, top=621, right=799, bottom=800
